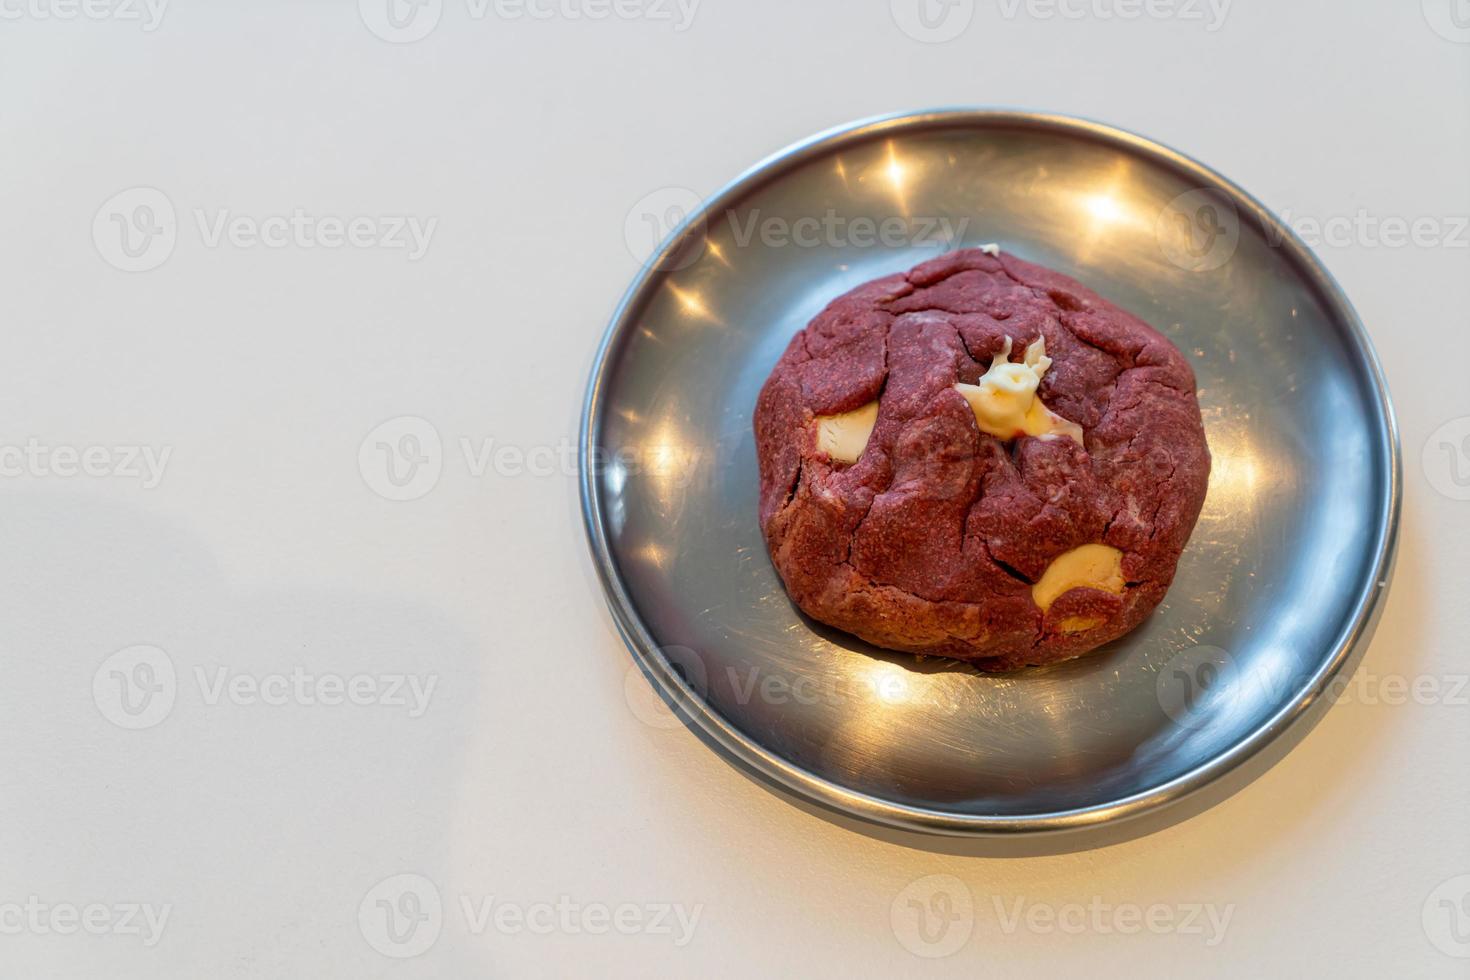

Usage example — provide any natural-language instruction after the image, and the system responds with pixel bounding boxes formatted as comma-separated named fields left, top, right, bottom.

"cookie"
left=754, top=247, right=1211, bottom=670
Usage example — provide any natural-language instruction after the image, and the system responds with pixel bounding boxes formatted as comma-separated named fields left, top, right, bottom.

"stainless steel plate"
left=580, top=110, right=1400, bottom=840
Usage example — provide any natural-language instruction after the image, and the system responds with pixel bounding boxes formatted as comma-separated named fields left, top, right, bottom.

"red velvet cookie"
left=754, top=248, right=1211, bottom=670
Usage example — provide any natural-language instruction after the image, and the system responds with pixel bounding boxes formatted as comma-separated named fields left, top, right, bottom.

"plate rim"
left=579, top=107, right=1403, bottom=837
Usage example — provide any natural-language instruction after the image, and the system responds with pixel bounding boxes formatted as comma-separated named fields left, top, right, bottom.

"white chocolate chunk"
left=1032, top=544, right=1126, bottom=613
left=953, top=336, right=1084, bottom=446
left=814, top=400, right=879, bottom=464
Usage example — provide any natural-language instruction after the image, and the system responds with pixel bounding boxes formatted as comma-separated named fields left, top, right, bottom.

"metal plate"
left=580, top=110, right=1400, bottom=839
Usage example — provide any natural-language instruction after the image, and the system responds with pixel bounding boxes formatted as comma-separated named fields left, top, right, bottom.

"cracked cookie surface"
left=754, top=247, right=1211, bottom=670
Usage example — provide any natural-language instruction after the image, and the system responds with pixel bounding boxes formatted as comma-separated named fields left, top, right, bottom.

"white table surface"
left=1, top=2, right=1467, bottom=976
